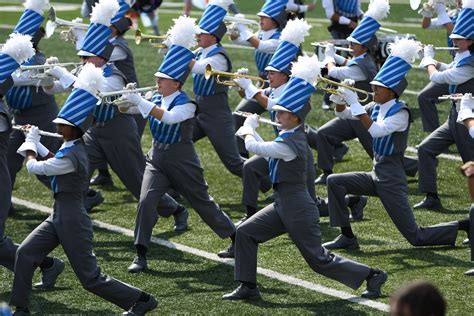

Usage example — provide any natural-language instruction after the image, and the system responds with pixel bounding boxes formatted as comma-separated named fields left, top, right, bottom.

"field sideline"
left=1, top=0, right=473, bottom=315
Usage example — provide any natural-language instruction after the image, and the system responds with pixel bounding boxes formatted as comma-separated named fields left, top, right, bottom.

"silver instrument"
left=16, top=62, right=82, bottom=82
left=311, top=42, right=354, bottom=53
left=45, top=7, right=88, bottom=39
left=13, top=125, right=63, bottom=138
left=224, top=15, right=259, bottom=25
left=438, top=93, right=472, bottom=101
left=97, top=83, right=156, bottom=105
left=233, top=111, right=282, bottom=128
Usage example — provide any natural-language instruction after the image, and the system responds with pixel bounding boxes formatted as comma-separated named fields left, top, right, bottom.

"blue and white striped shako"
left=54, top=88, right=98, bottom=129
left=0, top=53, right=20, bottom=84
left=265, top=40, right=299, bottom=74
left=273, top=76, right=314, bottom=120
left=13, top=9, right=44, bottom=36
left=347, top=16, right=380, bottom=45
left=335, top=0, right=358, bottom=18
left=198, top=4, right=227, bottom=36
left=257, top=0, right=287, bottom=19
left=450, top=5, right=474, bottom=39
left=155, top=45, right=195, bottom=83
left=111, top=0, right=130, bottom=24
left=371, top=56, right=411, bottom=90
left=79, top=23, right=112, bottom=57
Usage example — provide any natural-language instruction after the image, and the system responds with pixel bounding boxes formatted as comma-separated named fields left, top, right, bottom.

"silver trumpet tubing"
left=223, top=15, right=259, bottom=25
left=45, top=7, right=89, bottom=39
left=438, top=93, right=472, bottom=101
left=16, top=62, right=82, bottom=80
left=97, top=84, right=156, bottom=105
left=233, top=111, right=282, bottom=128
left=418, top=42, right=458, bottom=51
left=13, top=125, right=63, bottom=138
left=311, top=42, right=354, bottom=53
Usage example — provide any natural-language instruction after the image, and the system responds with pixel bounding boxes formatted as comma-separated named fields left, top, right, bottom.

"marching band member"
left=286, top=0, right=317, bottom=18
left=188, top=0, right=244, bottom=177
left=323, top=0, right=363, bottom=40
left=224, top=55, right=388, bottom=301
left=323, top=39, right=471, bottom=251
left=11, top=64, right=158, bottom=315
left=313, top=0, right=387, bottom=184
left=120, top=16, right=236, bottom=273
left=418, top=0, right=463, bottom=132
left=415, top=0, right=474, bottom=210
left=231, top=0, right=287, bottom=157
left=0, top=33, right=64, bottom=290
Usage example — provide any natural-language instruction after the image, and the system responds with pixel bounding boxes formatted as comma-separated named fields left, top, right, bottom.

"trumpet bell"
left=135, top=29, right=167, bottom=46
left=45, top=20, right=56, bottom=38
left=410, top=0, right=421, bottom=10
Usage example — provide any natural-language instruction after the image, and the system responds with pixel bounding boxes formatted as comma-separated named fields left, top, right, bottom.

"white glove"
left=17, top=126, right=40, bottom=157
left=234, top=13, right=245, bottom=19
left=238, top=25, right=253, bottom=41
left=47, top=66, right=69, bottom=79
left=25, top=126, right=41, bottom=144
left=233, top=77, right=252, bottom=90
left=329, top=93, right=345, bottom=105
left=38, top=75, right=55, bottom=88
left=236, top=67, right=249, bottom=75
left=419, top=57, right=437, bottom=68
left=457, top=93, right=474, bottom=123
left=17, top=141, right=38, bottom=157
left=45, top=56, right=59, bottom=65
left=36, top=142, right=50, bottom=157
left=423, top=44, right=435, bottom=59
left=324, top=43, right=336, bottom=60
left=123, top=92, right=144, bottom=105
left=118, top=105, right=141, bottom=114
left=235, top=125, right=254, bottom=139
left=340, top=87, right=359, bottom=106
left=418, top=3, right=434, bottom=18
left=243, top=114, right=259, bottom=129
left=244, top=85, right=260, bottom=99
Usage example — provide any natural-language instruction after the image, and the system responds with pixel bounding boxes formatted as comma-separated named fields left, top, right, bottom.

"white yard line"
left=12, top=196, right=390, bottom=313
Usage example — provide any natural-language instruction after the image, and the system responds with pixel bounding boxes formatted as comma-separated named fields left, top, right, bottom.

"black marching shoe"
left=84, top=190, right=104, bottom=212
left=465, top=268, right=474, bottom=276
left=217, top=243, right=235, bottom=258
left=123, top=295, right=158, bottom=315
left=223, top=283, right=261, bottom=300
left=173, top=207, right=189, bottom=232
left=361, top=270, right=388, bottom=299
left=128, top=256, right=147, bottom=273
left=323, top=234, right=360, bottom=250
left=413, top=196, right=442, bottom=210
left=90, top=173, right=113, bottom=186
left=13, top=308, right=30, bottom=316
left=34, top=258, right=65, bottom=289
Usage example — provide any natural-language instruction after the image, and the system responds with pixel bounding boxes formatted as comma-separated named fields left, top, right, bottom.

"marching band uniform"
left=190, top=0, right=243, bottom=177
left=231, top=0, right=287, bottom=156
left=120, top=19, right=236, bottom=272
left=415, top=3, right=474, bottom=210
left=10, top=64, right=158, bottom=315
left=324, top=39, right=470, bottom=251
left=323, top=0, right=362, bottom=39
left=224, top=56, right=387, bottom=301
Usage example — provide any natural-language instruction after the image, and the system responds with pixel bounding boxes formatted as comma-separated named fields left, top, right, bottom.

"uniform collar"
left=271, top=82, right=288, bottom=98
left=278, top=124, right=301, bottom=135
left=162, top=90, right=181, bottom=105
left=376, top=99, right=397, bottom=116
left=259, top=28, right=278, bottom=40
left=199, top=43, right=220, bottom=58
left=454, top=50, right=471, bottom=63
left=60, top=139, right=80, bottom=150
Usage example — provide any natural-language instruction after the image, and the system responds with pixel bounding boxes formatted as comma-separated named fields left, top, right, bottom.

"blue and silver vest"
left=255, top=30, right=281, bottom=77
left=149, top=91, right=194, bottom=145
left=448, top=53, right=474, bottom=94
left=111, top=36, right=139, bottom=85
left=93, top=64, right=127, bottom=123
left=347, top=53, right=377, bottom=103
left=193, top=45, right=232, bottom=96
left=50, top=140, right=89, bottom=194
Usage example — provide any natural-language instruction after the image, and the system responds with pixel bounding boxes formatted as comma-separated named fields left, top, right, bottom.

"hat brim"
left=196, top=27, right=211, bottom=35
left=272, top=105, right=292, bottom=113
left=449, top=33, right=467, bottom=39
left=370, top=80, right=388, bottom=88
left=53, top=117, right=76, bottom=127
left=257, top=12, right=270, bottom=17
left=154, top=71, right=175, bottom=80
left=265, top=65, right=281, bottom=72
left=77, top=50, right=97, bottom=57
left=347, top=36, right=362, bottom=45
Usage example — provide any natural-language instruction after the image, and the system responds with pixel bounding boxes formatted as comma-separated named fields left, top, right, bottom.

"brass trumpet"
left=45, top=7, right=88, bottom=39
left=204, top=65, right=266, bottom=87
left=135, top=29, right=168, bottom=48
left=315, top=77, right=372, bottom=103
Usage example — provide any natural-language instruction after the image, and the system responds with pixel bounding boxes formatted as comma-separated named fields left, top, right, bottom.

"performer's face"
left=452, top=38, right=473, bottom=52
left=196, top=33, right=217, bottom=48
left=275, top=111, right=299, bottom=130
left=372, top=84, right=395, bottom=104
left=259, top=16, right=277, bottom=31
left=156, top=77, right=180, bottom=96
left=268, top=71, right=288, bottom=88
left=56, top=124, right=80, bottom=141
left=349, top=42, right=367, bottom=57
left=80, top=56, right=106, bottom=68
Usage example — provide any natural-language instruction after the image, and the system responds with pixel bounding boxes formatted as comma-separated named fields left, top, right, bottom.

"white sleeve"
left=102, top=74, right=125, bottom=92
left=323, top=0, right=335, bottom=19
left=26, top=157, right=76, bottom=176
left=161, top=102, right=196, bottom=124
left=43, top=81, right=69, bottom=94
left=427, top=18, right=445, bottom=29
left=430, top=66, right=474, bottom=85
left=192, top=54, right=228, bottom=75
left=245, top=136, right=297, bottom=161
left=437, top=62, right=450, bottom=71
left=328, top=65, right=367, bottom=81
left=109, top=46, right=128, bottom=62
left=286, top=0, right=308, bottom=12
left=367, top=109, right=409, bottom=138
left=257, top=39, right=279, bottom=53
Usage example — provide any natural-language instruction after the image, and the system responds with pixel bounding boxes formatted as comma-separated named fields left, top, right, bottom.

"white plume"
left=2, top=33, right=35, bottom=64
left=24, top=0, right=50, bottom=15
left=365, top=0, right=390, bottom=20
left=74, top=63, right=104, bottom=95
left=208, top=0, right=233, bottom=10
left=291, top=54, right=321, bottom=83
left=91, top=0, right=120, bottom=25
left=463, top=0, right=474, bottom=9
left=168, top=16, right=198, bottom=49
left=388, top=38, right=421, bottom=64
left=280, top=18, right=312, bottom=46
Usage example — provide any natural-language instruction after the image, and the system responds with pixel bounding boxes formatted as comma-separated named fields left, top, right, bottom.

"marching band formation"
left=0, top=0, right=473, bottom=314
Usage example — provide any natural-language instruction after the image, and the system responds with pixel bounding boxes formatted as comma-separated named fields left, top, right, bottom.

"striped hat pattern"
left=274, top=76, right=315, bottom=114
left=347, top=16, right=380, bottom=45
left=55, top=88, right=99, bottom=128
left=257, top=0, right=287, bottom=19
left=198, top=1, right=229, bottom=36
left=13, top=9, right=44, bottom=36
left=450, top=0, right=474, bottom=40
left=155, top=45, right=195, bottom=83
left=372, top=56, right=411, bottom=89
left=265, top=41, right=299, bottom=74
left=111, top=0, right=130, bottom=24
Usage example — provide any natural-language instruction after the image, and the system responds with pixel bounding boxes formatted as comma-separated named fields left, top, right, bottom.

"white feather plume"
left=365, top=0, right=390, bottom=21
left=168, top=16, right=198, bottom=49
left=2, top=33, right=34, bottom=64
left=208, top=0, right=233, bottom=10
left=388, top=38, right=421, bottom=64
left=291, top=54, right=321, bottom=83
left=74, top=63, right=104, bottom=95
left=91, top=0, right=120, bottom=25
left=280, top=18, right=312, bottom=46
left=23, top=0, right=50, bottom=14
left=463, top=0, right=474, bottom=9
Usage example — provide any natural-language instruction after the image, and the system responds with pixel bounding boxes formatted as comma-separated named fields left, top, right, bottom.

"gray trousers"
left=194, top=93, right=243, bottom=177
left=417, top=82, right=449, bottom=132
left=235, top=183, right=371, bottom=289
left=242, top=150, right=316, bottom=209
left=233, top=98, right=266, bottom=156
left=8, top=105, right=61, bottom=188
left=327, top=169, right=459, bottom=246
left=134, top=142, right=235, bottom=248
left=470, top=204, right=473, bottom=261
left=10, top=193, right=142, bottom=309
left=418, top=107, right=474, bottom=194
